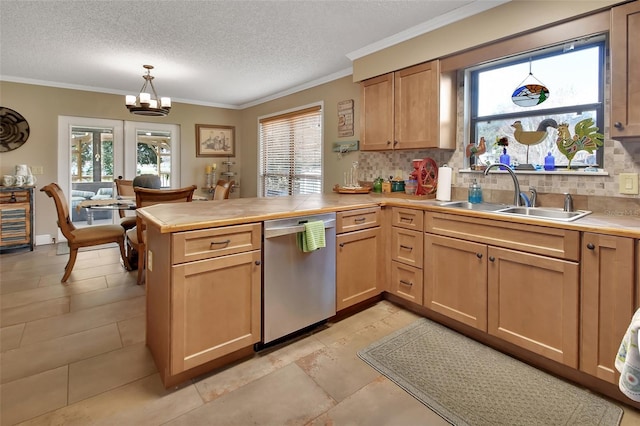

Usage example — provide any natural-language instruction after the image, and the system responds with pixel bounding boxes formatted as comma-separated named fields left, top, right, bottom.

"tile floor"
left=1, top=244, right=639, bottom=425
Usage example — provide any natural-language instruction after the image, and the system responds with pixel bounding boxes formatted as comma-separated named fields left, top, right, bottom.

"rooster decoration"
left=511, top=118, right=558, bottom=164
left=556, top=118, right=604, bottom=169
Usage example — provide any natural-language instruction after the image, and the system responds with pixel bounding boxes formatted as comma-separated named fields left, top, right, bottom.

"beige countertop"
left=137, top=193, right=640, bottom=238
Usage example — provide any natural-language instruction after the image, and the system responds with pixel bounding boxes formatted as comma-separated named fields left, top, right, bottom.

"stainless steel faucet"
left=529, top=187, right=537, bottom=207
left=484, top=163, right=522, bottom=206
left=563, top=193, right=574, bottom=212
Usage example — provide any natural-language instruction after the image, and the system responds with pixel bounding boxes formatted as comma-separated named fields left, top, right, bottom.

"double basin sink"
left=435, top=201, right=592, bottom=222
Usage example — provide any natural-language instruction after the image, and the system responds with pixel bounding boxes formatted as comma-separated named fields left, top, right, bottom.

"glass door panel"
left=124, top=121, right=180, bottom=188
left=137, top=130, right=172, bottom=187
left=69, top=126, right=116, bottom=226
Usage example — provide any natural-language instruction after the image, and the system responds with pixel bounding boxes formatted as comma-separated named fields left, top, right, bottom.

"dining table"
left=76, top=194, right=209, bottom=225
left=76, top=198, right=136, bottom=225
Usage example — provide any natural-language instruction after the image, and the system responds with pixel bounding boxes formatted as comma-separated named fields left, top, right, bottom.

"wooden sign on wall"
left=337, top=99, right=354, bottom=137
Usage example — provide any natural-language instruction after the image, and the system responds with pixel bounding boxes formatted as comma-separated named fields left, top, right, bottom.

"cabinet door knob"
left=393, top=140, right=398, bottom=147
left=399, top=279, right=413, bottom=286
left=489, top=256, right=495, bottom=262
left=386, top=140, right=392, bottom=145
left=476, top=253, right=483, bottom=259
left=339, top=243, right=345, bottom=248
left=587, top=243, right=595, bottom=250
left=614, top=122, right=624, bottom=129
left=255, top=260, right=261, bottom=265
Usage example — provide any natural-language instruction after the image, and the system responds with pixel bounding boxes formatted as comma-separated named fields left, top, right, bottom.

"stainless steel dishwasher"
left=262, top=212, right=336, bottom=344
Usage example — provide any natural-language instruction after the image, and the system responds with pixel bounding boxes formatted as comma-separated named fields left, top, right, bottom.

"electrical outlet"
left=31, top=166, right=44, bottom=175
left=619, top=173, right=639, bottom=195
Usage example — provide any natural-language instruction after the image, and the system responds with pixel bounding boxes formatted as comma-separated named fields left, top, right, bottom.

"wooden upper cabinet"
left=394, top=61, right=438, bottom=150
left=360, top=73, right=394, bottom=151
left=611, top=0, right=640, bottom=138
left=360, top=60, right=455, bottom=151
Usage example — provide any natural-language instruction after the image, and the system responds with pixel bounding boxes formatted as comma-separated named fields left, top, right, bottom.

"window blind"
left=259, top=105, right=322, bottom=197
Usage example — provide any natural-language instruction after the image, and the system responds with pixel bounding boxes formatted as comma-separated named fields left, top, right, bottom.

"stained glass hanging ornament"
left=511, top=58, right=550, bottom=107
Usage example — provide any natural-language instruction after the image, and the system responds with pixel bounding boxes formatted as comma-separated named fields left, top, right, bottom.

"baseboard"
left=35, top=234, right=55, bottom=246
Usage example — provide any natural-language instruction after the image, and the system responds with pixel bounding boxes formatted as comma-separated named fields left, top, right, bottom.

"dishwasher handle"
left=264, top=219, right=335, bottom=239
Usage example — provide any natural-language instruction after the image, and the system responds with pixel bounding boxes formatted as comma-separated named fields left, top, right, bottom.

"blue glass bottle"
left=499, top=148, right=510, bottom=170
left=544, top=152, right=555, bottom=171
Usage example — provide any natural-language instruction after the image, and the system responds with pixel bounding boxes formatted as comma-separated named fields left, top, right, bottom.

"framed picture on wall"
left=196, top=124, right=235, bottom=157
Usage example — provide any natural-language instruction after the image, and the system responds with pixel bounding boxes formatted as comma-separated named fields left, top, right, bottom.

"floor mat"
left=358, top=318, right=623, bottom=426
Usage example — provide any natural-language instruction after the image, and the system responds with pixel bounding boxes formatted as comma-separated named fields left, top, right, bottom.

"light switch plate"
left=619, top=173, right=639, bottom=195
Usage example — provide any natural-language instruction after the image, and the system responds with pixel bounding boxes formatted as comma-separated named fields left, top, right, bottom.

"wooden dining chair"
left=114, top=177, right=136, bottom=231
left=41, top=183, right=131, bottom=282
left=126, top=185, right=197, bottom=285
left=213, top=180, right=235, bottom=200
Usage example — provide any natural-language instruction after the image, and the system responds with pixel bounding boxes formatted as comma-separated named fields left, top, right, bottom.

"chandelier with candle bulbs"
left=125, top=65, right=171, bottom=116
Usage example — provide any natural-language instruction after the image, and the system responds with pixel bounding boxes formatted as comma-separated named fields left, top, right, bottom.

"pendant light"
left=125, top=65, right=171, bottom=116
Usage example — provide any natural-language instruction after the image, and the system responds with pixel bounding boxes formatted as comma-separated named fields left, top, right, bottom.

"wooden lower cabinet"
left=390, top=261, right=423, bottom=304
left=580, top=233, right=635, bottom=384
left=424, top=234, right=488, bottom=331
left=171, top=250, right=261, bottom=374
left=145, top=223, right=262, bottom=387
left=424, top=212, right=581, bottom=367
left=336, top=227, right=381, bottom=310
left=0, top=187, right=34, bottom=252
left=487, top=246, right=579, bottom=368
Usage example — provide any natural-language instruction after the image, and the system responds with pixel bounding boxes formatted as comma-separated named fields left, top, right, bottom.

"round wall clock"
left=0, top=107, right=30, bottom=152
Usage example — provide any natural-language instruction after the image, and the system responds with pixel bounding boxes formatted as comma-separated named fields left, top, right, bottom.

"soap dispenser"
left=468, top=179, right=483, bottom=204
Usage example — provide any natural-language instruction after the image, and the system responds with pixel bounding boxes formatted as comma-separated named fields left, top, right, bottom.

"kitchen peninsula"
left=137, top=193, right=639, bottom=407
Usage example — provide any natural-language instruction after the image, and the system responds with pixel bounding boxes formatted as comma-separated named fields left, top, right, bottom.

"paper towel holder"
left=435, top=164, right=452, bottom=202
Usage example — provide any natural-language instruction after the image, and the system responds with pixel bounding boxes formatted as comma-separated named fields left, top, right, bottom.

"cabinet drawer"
left=172, top=223, right=261, bottom=264
left=425, top=212, right=579, bottom=261
left=336, top=207, right=380, bottom=234
left=390, top=261, right=423, bottom=304
left=391, top=207, right=423, bottom=231
left=391, top=227, right=423, bottom=268
left=0, top=190, right=30, bottom=204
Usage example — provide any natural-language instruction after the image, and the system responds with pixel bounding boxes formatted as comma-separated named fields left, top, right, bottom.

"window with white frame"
left=467, top=35, right=605, bottom=170
left=259, top=104, right=323, bottom=197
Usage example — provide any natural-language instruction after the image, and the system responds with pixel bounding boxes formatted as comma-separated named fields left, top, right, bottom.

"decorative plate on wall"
left=0, top=107, right=30, bottom=152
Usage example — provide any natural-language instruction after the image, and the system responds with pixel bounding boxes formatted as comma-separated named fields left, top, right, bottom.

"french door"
left=58, top=117, right=179, bottom=236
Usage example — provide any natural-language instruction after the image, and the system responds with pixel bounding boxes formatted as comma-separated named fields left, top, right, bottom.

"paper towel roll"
left=436, top=166, right=452, bottom=201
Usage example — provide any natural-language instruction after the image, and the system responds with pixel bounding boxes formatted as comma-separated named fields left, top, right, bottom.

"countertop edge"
left=136, top=194, right=640, bottom=239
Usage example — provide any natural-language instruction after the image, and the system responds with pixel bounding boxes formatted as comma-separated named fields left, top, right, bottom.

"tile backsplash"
left=357, top=138, right=640, bottom=200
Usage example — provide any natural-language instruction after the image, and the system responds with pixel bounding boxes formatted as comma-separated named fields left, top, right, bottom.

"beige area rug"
left=358, top=318, right=623, bottom=426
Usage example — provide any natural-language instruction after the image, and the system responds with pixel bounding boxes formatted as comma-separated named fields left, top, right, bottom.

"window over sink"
left=466, top=35, right=606, bottom=171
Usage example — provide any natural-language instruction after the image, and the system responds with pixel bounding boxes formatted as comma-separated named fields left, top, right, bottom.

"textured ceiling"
left=0, top=1, right=506, bottom=109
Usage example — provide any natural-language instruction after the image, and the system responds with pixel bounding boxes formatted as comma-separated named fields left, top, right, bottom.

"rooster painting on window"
left=511, top=118, right=558, bottom=164
left=556, top=118, right=604, bottom=169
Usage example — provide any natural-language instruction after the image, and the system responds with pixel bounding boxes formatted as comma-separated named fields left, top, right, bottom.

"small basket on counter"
left=332, top=184, right=372, bottom=194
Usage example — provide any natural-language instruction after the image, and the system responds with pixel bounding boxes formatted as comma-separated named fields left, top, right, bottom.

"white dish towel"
left=615, top=308, right=640, bottom=401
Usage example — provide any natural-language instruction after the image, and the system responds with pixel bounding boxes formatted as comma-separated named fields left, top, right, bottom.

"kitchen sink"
left=436, top=201, right=592, bottom=222
left=496, top=206, right=592, bottom=222
left=437, top=201, right=510, bottom=212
